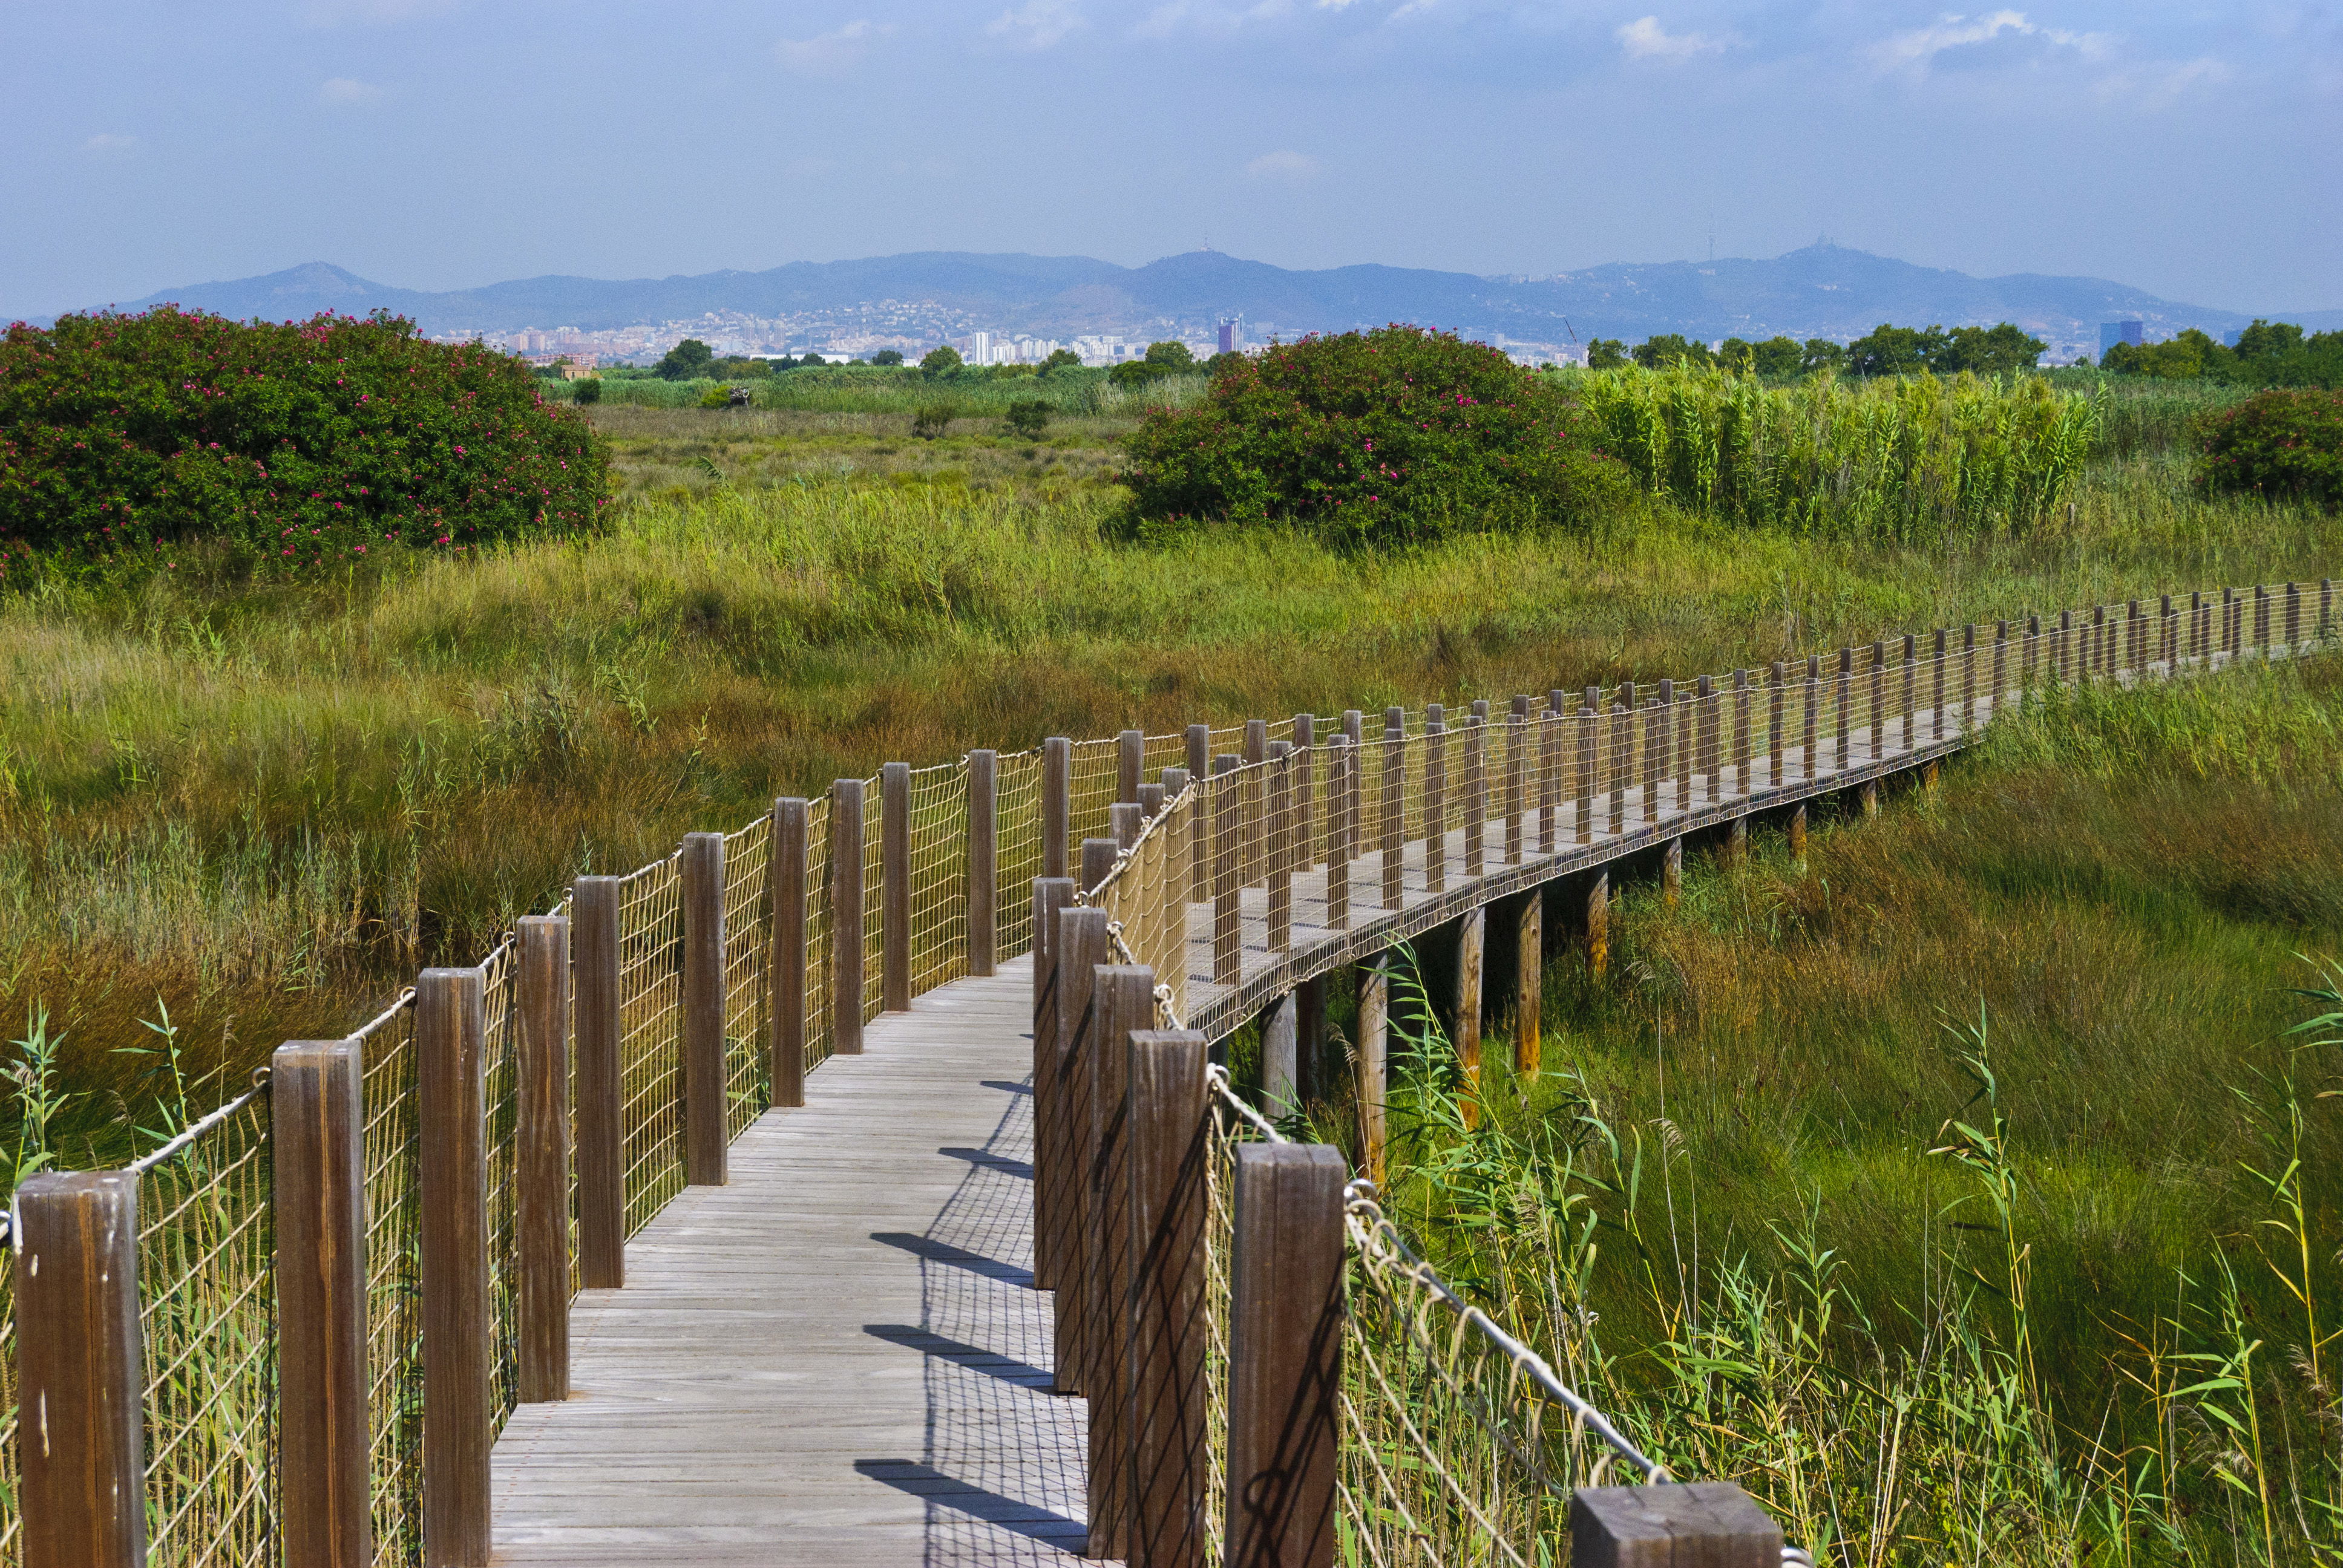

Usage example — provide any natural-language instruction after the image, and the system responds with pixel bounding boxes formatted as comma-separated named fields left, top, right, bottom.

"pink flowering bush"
left=1117, top=324, right=1627, bottom=546
left=0, top=306, right=611, bottom=577
left=2195, top=390, right=2342, bottom=510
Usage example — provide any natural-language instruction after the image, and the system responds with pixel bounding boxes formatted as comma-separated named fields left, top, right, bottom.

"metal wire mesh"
left=136, top=1086, right=277, bottom=1568
left=995, top=746, right=1045, bottom=961
left=907, top=760, right=971, bottom=996
left=723, top=812, right=773, bottom=1138
left=1068, top=737, right=1122, bottom=860
left=857, top=773, right=886, bottom=1024
left=0, top=1245, right=15, bottom=1561
left=356, top=991, right=425, bottom=1567
left=617, top=854, right=686, bottom=1236
left=479, top=938, right=522, bottom=1444
left=802, top=793, right=836, bottom=1071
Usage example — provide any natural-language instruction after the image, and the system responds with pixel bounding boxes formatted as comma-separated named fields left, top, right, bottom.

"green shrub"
left=910, top=401, right=958, bottom=440
left=2197, top=388, right=2343, bottom=508
left=573, top=377, right=602, bottom=405
left=1003, top=400, right=1050, bottom=439
left=1117, top=324, right=1628, bottom=546
left=0, top=307, right=609, bottom=578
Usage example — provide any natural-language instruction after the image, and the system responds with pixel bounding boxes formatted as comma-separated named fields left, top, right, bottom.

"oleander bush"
left=0, top=306, right=610, bottom=578
left=1118, top=324, right=1630, bottom=546
left=2197, top=388, right=2343, bottom=509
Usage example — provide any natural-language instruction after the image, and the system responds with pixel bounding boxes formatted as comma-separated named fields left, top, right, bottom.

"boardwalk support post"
left=1263, top=992, right=1299, bottom=1117
left=419, top=965, right=491, bottom=1567
left=1663, top=836, right=1683, bottom=906
left=1052, top=904, right=1110, bottom=1394
left=882, top=762, right=911, bottom=1012
left=1224, top=1143, right=1346, bottom=1568
left=1357, top=958, right=1389, bottom=1183
left=968, top=750, right=998, bottom=977
left=573, top=875, right=624, bottom=1288
left=1044, top=736, right=1072, bottom=881
left=517, top=915, right=572, bottom=1398
left=1128, top=1027, right=1209, bottom=1568
left=1569, top=1482, right=1784, bottom=1566
left=274, top=1038, right=370, bottom=1568
left=682, top=831, right=727, bottom=1186
left=768, top=799, right=810, bottom=1108
left=1455, top=907, right=1484, bottom=1126
left=1086, top=964, right=1158, bottom=1560
left=1031, top=877, right=1078, bottom=1294
left=15, top=1171, right=146, bottom=1568
left=1516, top=893, right=1541, bottom=1082
left=1587, top=871, right=1610, bottom=979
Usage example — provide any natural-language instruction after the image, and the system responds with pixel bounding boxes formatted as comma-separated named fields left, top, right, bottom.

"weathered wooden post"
left=880, top=763, right=911, bottom=1011
left=1119, top=727, right=1145, bottom=806
left=1456, top=907, right=1485, bottom=1128
left=1031, top=877, right=1078, bottom=1295
left=572, top=875, right=624, bottom=1287
left=1292, top=713, right=1315, bottom=874
left=1570, top=1483, right=1783, bottom=1566
left=1801, top=658, right=1819, bottom=781
left=1213, top=756, right=1242, bottom=984
left=274, top=1037, right=370, bottom=1568
left=1267, top=743, right=1293, bottom=952
left=1381, top=712, right=1406, bottom=910
left=1789, top=802, right=1807, bottom=864
left=768, top=799, right=810, bottom=1108
left=1640, top=697, right=1662, bottom=826
left=1185, top=722, right=1210, bottom=784
left=831, top=777, right=867, bottom=1053
left=1733, top=667, right=1752, bottom=791
left=1516, top=893, right=1542, bottom=1082
left=1611, top=685, right=1633, bottom=831
left=2323, top=580, right=2335, bottom=642
left=419, top=965, right=490, bottom=1566
left=1224, top=1143, right=1347, bottom=1568
left=1675, top=685, right=1693, bottom=806
left=1993, top=622, right=2009, bottom=717
left=2256, top=584, right=2271, bottom=654
left=1962, top=624, right=1978, bottom=731
left=2058, top=609, right=2073, bottom=684
left=1343, top=710, right=1365, bottom=858
left=1357, top=957, right=1389, bottom=1182
left=1424, top=705, right=1447, bottom=892
left=1463, top=713, right=1487, bottom=880
left=1587, top=870, right=1610, bottom=979
left=1084, top=837, right=1119, bottom=906
left=1506, top=694, right=1527, bottom=865
left=1768, top=664, right=1785, bottom=789
left=1931, top=629, right=1947, bottom=739
left=1325, top=736, right=1351, bottom=931
left=682, top=831, right=728, bottom=1185
left=15, top=1171, right=146, bottom=1568
left=1900, top=634, right=1916, bottom=747
left=1576, top=688, right=1598, bottom=845
left=968, top=750, right=998, bottom=978
left=1127, top=1027, right=1210, bottom=1568
left=1833, top=648, right=1852, bottom=773
left=1112, top=801, right=1145, bottom=852
left=1262, top=993, right=1299, bottom=1117
left=1044, top=736, right=1072, bottom=881
left=1861, top=777, right=1880, bottom=817
left=1541, top=691, right=1563, bottom=853
left=1867, top=643, right=1885, bottom=762
left=1050, top=903, right=1109, bottom=1392
left=1244, top=717, right=1268, bottom=855
left=517, top=915, right=571, bottom=1397
left=1688, top=676, right=1709, bottom=805
left=2287, top=581, right=2301, bottom=653
left=1663, top=835, right=1682, bottom=907
left=1087, top=963, right=1157, bottom=1559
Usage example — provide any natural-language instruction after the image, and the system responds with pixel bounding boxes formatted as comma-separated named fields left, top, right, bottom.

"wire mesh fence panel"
left=857, top=774, right=886, bottom=1024
left=479, top=938, right=522, bottom=1443
left=1201, top=1076, right=1280, bottom=1566
left=803, top=794, right=836, bottom=1071
left=136, top=1089, right=277, bottom=1568
left=1068, top=737, right=1121, bottom=878
left=617, top=855, right=686, bottom=1236
left=906, top=760, right=970, bottom=997
left=995, top=748, right=1044, bottom=961
left=358, top=995, right=425, bottom=1566
left=723, top=812, right=773, bottom=1139
left=0, top=1252, right=15, bottom=1560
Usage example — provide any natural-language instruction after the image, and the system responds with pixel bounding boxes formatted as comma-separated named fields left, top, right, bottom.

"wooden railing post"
left=1732, top=668, right=1752, bottom=789
left=1932, top=629, right=1948, bottom=739
left=1674, top=685, right=1693, bottom=807
left=1639, top=696, right=1661, bottom=828
left=1587, top=869, right=1610, bottom=979
left=1112, top=802, right=1145, bottom=852
left=1424, top=705, right=1447, bottom=892
left=1900, top=634, right=1916, bottom=747
left=1263, top=992, right=1298, bottom=1117
left=1186, top=723, right=1210, bottom=783
left=1119, top=728, right=1145, bottom=806
left=1213, top=757, right=1242, bottom=984
left=2059, top=609, right=2073, bottom=683
left=1993, top=622, right=2009, bottom=714
left=1456, top=907, right=1485, bottom=1126
left=1570, top=1483, right=1783, bottom=1566
left=1575, top=688, right=1598, bottom=844
left=572, top=875, right=624, bottom=1288
left=1801, top=656, right=1819, bottom=780
left=1224, top=1143, right=1346, bottom=1568
left=682, top=831, right=727, bottom=1186
left=2256, top=584, right=2271, bottom=653
left=1050, top=903, right=1109, bottom=1392
left=768, top=800, right=810, bottom=1108
left=1462, top=714, right=1487, bottom=879
left=419, top=965, right=490, bottom=1567
left=2287, top=581, right=2301, bottom=652
left=1540, top=691, right=1562, bottom=854
left=1516, top=892, right=1542, bottom=1081
left=1767, top=665, right=1784, bottom=789
left=1834, top=650, right=1853, bottom=774
left=1292, top=714, right=1315, bottom=874
left=1044, top=736, right=1072, bottom=881
left=1267, top=743, right=1293, bottom=952
left=274, top=1038, right=369, bottom=1568
left=1031, top=877, right=1078, bottom=1295
left=1087, top=964, right=1157, bottom=1560
left=1867, top=644, right=1885, bottom=761
left=1343, top=710, right=1365, bottom=859
left=1084, top=837, right=1119, bottom=900
left=1506, top=696, right=1527, bottom=865
left=968, top=750, right=998, bottom=978
left=830, top=778, right=867, bottom=1054
left=880, top=763, right=911, bottom=1012
left=1381, top=713, right=1406, bottom=909
left=517, top=915, right=572, bottom=1397
left=1325, top=736, right=1351, bottom=930
left=1127, top=1027, right=1210, bottom=1568
left=15, top=1171, right=145, bottom=1568
left=1357, top=958, right=1389, bottom=1182
left=1963, top=624, right=1978, bottom=730
left=1608, top=688, right=1630, bottom=832
left=1663, top=834, right=1683, bottom=906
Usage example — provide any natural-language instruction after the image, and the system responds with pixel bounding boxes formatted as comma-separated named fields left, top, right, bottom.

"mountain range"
left=41, top=244, right=2343, bottom=356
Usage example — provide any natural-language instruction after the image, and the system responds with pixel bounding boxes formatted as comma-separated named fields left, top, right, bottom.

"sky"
left=4, top=0, right=2338, bottom=321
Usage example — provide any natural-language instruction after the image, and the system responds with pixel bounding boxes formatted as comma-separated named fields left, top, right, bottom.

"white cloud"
left=1245, top=149, right=1322, bottom=180
left=989, top=0, right=1084, bottom=48
left=1870, top=10, right=2108, bottom=70
left=2095, top=54, right=2233, bottom=109
left=318, top=77, right=386, bottom=105
left=1616, top=16, right=1728, bottom=63
left=777, top=20, right=894, bottom=76
left=82, top=133, right=137, bottom=154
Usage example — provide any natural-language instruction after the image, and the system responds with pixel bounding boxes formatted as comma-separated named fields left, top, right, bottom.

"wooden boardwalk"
left=490, top=956, right=1098, bottom=1565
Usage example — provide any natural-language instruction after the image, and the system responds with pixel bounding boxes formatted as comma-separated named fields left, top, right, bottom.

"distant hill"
left=42, top=245, right=2343, bottom=357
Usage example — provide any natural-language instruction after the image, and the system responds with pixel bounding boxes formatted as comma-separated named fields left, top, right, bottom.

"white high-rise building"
left=968, top=332, right=993, bottom=364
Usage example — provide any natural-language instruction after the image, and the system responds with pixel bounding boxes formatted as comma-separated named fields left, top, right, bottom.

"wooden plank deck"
left=490, top=956, right=1098, bottom=1565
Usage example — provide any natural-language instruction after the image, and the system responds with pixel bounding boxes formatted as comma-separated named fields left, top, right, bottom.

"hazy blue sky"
left=5, top=1, right=2336, bottom=319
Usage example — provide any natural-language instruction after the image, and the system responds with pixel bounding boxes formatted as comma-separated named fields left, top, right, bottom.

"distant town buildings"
left=2100, top=321, right=2146, bottom=355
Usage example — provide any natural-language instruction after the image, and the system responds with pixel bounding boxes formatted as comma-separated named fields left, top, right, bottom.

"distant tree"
left=1037, top=347, right=1083, bottom=375
left=2234, top=319, right=2304, bottom=361
left=2105, top=331, right=2219, bottom=379
left=911, top=400, right=958, bottom=439
left=1751, top=336, right=1806, bottom=377
left=1632, top=334, right=1712, bottom=370
left=1003, top=399, right=1051, bottom=439
left=656, top=338, right=715, bottom=381
left=920, top=345, right=964, bottom=376
left=1801, top=339, right=1848, bottom=374
left=798, top=351, right=827, bottom=367
left=1110, top=359, right=1169, bottom=388
left=1938, top=322, right=2046, bottom=375
left=1844, top=323, right=1945, bottom=377
left=1203, top=351, right=1248, bottom=378
left=870, top=348, right=906, bottom=366
left=1144, top=340, right=1196, bottom=370
left=1585, top=339, right=1630, bottom=370
left=1716, top=338, right=1757, bottom=374
left=572, top=376, right=602, bottom=404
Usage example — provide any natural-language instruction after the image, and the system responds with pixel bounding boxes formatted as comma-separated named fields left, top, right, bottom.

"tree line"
left=1583, top=322, right=2050, bottom=377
